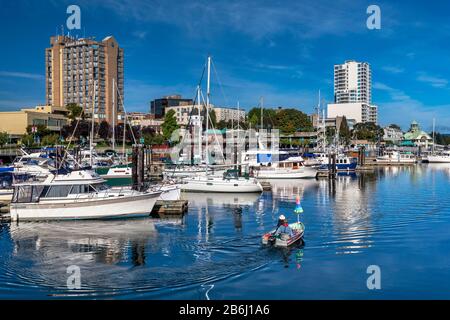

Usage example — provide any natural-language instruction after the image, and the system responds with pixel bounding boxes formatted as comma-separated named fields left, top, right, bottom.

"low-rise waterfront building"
left=150, top=95, right=193, bottom=119
left=327, top=102, right=378, bottom=124
left=403, top=121, right=433, bottom=148
left=311, top=114, right=356, bottom=131
left=383, top=125, right=404, bottom=143
left=214, top=107, right=246, bottom=123
left=0, top=105, right=69, bottom=139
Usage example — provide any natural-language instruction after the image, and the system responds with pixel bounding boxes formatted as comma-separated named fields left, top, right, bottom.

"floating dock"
left=151, top=200, right=189, bottom=218
left=260, top=181, right=272, bottom=191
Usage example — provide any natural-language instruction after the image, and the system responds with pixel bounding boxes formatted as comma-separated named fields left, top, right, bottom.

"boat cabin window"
left=12, top=185, right=45, bottom=203
left=44, top=185, right=72, bottom=198
left=92, top=183, right=108, bottom=192
left=69, top=184, right=95, bottom=194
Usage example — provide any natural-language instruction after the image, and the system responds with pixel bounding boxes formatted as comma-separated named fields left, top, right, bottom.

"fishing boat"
left=262, top=195, right=305, bottom=247
left=262, top=222, right=305, bottom=247
left=318, top=155, right=358, bottom=172
left=9, top=169, right=162, bottom=221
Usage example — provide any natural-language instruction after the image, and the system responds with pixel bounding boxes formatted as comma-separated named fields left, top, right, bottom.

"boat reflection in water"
left=184, top=192, right=261, bottom=209
left=10, top=219, right=165, bottom=266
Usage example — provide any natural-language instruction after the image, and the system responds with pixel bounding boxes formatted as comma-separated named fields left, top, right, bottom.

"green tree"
left=0, top=132, right=9, bottom=147
left=144, top=133, right=166, bottom=145
left=339, top=117, right=351, bottom=146
left=247, top=107, right=277, bottom=129
left=352, top=122, right=384, bottom=142
left=21, top=134, right=35, bottom=147
left=275, top=108, right=313, bottom=134
left=26, top=124, right=51, bottom=138
left=98, top=120, right=111, bottom=140
left=41, top=134, right=59, bottom=146
left=66, top=103, right=83, bottom=121
left=161, top=109, right=180, bottom=140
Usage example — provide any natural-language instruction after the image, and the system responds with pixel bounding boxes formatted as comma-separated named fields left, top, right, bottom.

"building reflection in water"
left=316, top=173, right=378, bottom=255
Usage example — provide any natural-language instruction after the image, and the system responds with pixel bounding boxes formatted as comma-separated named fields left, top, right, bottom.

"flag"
left=294, top=195, right=303, bottom=214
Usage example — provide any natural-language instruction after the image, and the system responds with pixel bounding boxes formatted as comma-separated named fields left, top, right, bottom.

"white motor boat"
left=425, top=151, right=450, bottom=163
left=10, top=169, right=162, bottom=221
left=180, top=169, right=263, bottom=193
left=376, top=151, right=417, bottom=164
left=254, top=156, right=317, bottom=179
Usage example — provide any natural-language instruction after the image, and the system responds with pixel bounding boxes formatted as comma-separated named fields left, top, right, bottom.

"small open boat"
left=262, top=222, right=305, bottom=247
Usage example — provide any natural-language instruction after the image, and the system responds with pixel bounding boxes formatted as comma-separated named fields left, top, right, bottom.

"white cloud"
left=80, top=0, right=371, bottom=40
left=381, top=66, right=404, bottom=74
left=417, top=72, right=448, bottom=88
left=0, top=71, right=44, bottom=80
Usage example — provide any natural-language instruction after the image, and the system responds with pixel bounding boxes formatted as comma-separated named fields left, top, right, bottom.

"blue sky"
left=1, top=0, right=450, bottom=132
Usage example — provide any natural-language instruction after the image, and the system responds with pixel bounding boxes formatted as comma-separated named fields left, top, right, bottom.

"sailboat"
left=424, top=119, right=450, bottom=163
left=180, top=56, right=263, bottom=193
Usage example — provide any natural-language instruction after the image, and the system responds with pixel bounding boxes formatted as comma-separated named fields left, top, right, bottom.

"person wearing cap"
left=274, top=215, right=294, bottom=237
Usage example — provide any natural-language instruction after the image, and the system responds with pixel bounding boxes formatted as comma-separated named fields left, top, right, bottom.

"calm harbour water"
left=1, top=164, right=450, bottom=299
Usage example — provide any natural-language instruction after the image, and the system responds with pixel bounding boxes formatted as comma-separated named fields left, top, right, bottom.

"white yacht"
left=13, top=151, right=54, bottom=178
left=254, top=156, right=317, bottom=179
left=10, top=169, right=162, bottom=221
left=180, top=169, right=263, bottom=193
left=376, top=151, right=417, bottom=164
left=424, top=151, right=450, bottom=163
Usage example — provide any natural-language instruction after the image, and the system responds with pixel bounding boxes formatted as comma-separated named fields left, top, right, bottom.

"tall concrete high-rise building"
left=334, top=60, right=371, bottom=104
left=46, top=35, right=124, bottom=123
left=328, top=60, right=378, bottom=124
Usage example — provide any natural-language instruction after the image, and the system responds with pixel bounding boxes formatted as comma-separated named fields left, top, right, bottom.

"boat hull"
left=425, top=156, right=450, bottom=163
left=10, top=192, right=161, bottom=222
left=180, top=178, right=263, bottom=193
left=159, top=185, right=181, bottom=201
left=262, top=222, right=305, bottom=247
left=256, top=167, right=316, bottom=179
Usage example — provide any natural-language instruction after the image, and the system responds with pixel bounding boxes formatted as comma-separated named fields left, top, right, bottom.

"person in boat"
left=274, top=215, right=294, bottom=237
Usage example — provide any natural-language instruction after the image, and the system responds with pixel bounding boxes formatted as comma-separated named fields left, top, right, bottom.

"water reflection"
left=317, top=174, right=376, bottom=255
left=2, top=165, right=450, bottom=299
left=10, top=219, right=162, bottom=266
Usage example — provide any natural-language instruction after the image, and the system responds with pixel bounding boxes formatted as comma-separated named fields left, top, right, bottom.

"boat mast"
left=197, top=85, right=202, bottom=163
left=260, top=96, right=264, bottom=131
left=112, top=78, right=116, bottom=152
left=206, top=55, right=211, bottom=167
left=432, top=118, right=436, bottom=155
left=237, top=101, right=240, bottom=129
left=90, top=79, right=97, bottom=167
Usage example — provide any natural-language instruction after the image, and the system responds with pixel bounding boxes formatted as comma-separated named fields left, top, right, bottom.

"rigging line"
left=116, top=88, right=137, bottom=145
left=211, top=59, right=230, bottom=107
left=58, top=85, right=93, bottom=170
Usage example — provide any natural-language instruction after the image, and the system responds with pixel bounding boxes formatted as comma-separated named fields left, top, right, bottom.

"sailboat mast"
left=260, top=96, right=263, bottom=131
left=237, top=101, right=240, bottom=129
left=197, top=85, right=202, bottom=163
left=112, top=78, right=116, bottom=151
left=206, top=56, right=211, bottom=166
left=432, top=118, right=436, bottom=154
left=90, top=80, right=97, bottom=167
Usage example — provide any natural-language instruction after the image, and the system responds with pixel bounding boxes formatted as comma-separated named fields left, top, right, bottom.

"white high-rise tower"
left=328, top=60, right=378, bottom=124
